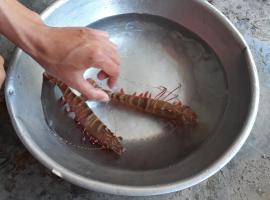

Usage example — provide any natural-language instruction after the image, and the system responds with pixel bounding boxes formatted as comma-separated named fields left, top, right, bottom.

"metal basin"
left=5, top=0, right=259, bottom=196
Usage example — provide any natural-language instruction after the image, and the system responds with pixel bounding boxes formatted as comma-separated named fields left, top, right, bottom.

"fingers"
left=0, top=56, right=6, bottom=89
left=108, top=76, right=118, bottom=88
left=93, top=60, right=119, bottom=88
left=97, top=70, right=117, bottom=88
left=87, top=29, right=121, bottom=88
left=74, top=78, right=109, bottom=102
left=97, top=70, right=109, bottom=80
left=87, top=45, right=120, bottom=88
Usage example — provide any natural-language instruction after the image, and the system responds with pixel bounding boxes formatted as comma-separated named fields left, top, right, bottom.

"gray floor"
left=0, top=0, right=270, bottom=199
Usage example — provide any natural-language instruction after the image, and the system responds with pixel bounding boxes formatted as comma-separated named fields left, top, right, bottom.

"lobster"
left=88, top=80, right=197, bottom=128
left=43, top=73, right=124, bottom=156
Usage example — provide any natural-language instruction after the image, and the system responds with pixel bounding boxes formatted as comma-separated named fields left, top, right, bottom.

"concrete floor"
left=0, top=0, right=270, bottom=199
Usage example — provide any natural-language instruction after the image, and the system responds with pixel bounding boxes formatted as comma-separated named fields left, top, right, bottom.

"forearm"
left=0, top=0, right=120, bottom=100
left=0, top=0, right=47, bottom=57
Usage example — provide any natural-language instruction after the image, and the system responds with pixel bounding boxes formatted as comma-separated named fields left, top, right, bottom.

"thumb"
left=75, top=78, right=109, bottom=102
left=0, top=55, right=6, bottom=89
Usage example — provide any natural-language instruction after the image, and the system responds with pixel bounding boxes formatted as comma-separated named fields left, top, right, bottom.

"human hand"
left=33, top=27, right=120, bottom=102
left=0, top=0, right=120, bottom=101
left=0, top=55, right=6, bottom=89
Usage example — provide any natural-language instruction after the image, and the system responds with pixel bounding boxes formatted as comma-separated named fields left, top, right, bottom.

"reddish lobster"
left=89, top=80, right=197, bottom=128
left=43, top=73, right=124, bottom=156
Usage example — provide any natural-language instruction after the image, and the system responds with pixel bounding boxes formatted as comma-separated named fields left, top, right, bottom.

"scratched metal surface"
left=0, top=0, right=269, bottom=199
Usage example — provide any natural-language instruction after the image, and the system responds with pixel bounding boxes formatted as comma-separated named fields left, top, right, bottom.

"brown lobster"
left=43, top=73, right=124, bottom=156
left=88, top=80, right=197, bottom=128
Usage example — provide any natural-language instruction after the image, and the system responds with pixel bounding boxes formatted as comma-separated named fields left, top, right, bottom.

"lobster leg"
left=120, top=88, right=125, bottom=94
left=143, top=91, right=150, bottom=98
left=58, top=97, right=66, bottom=106
left=64, top=105, right=71, bottom=113
left=173, top=101, right=183, bottom=107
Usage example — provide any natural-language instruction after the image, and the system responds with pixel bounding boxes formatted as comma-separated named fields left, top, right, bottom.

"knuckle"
left=87, top=48, right=96, bottom=56
left=79, top=28, right=89, bottom=35
left=77, top=28, right=92, bottom=41
left=94, top=48, right=103, bottom=57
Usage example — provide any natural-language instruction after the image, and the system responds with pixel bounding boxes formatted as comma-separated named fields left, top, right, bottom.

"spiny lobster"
left=43, top=73, right=124, bottom=156
left=88, top=80, right=197, bottom=128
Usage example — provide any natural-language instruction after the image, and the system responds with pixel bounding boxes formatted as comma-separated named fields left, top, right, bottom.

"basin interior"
left=42, top=14, right=228, bottom=170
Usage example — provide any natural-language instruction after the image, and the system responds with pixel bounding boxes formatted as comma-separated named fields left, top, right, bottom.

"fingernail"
left=100, top=95, right=110, bottom=102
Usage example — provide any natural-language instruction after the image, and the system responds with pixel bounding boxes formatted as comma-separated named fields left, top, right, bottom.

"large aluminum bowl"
left=5, top=0, right=259, bottom=196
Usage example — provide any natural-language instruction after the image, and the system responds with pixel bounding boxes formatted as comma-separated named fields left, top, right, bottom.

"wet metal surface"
left=0, top=0, right=270, bottom=199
